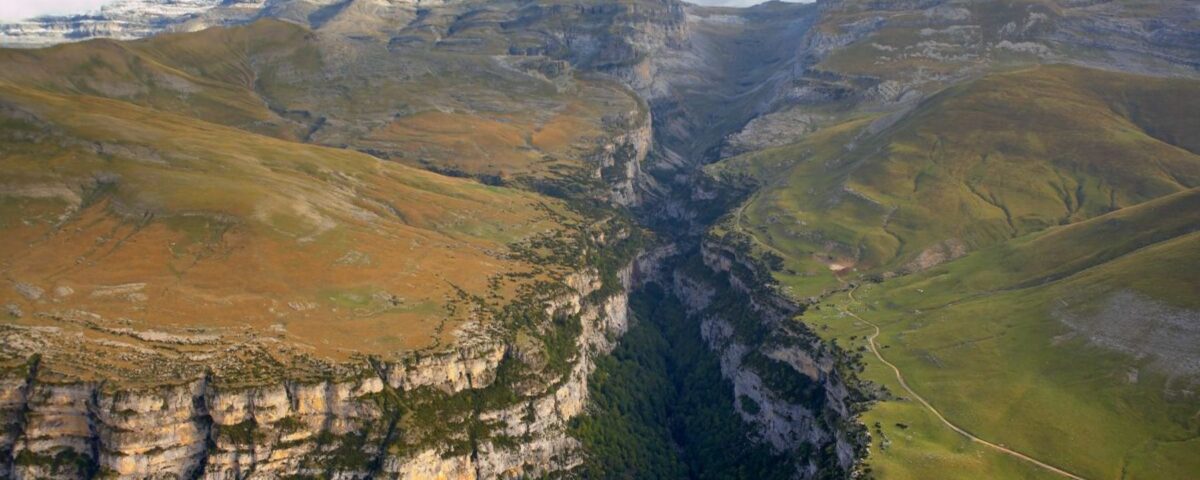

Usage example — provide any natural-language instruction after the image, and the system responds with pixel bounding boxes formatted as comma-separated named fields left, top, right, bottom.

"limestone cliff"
left=668, top=242, right=864, bottom=478
left=592, top=106, right=653, bottom=207
left=0, top=262, right=636, bottom=479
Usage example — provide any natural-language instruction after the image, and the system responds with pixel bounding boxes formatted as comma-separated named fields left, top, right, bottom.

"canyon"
left=1, top=0, right=1198, bottom=479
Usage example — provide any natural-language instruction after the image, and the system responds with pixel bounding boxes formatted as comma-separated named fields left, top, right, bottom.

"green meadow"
left=803, top=193, right=1200, bottom=478
left=710, top=65, right=1200, bottom=479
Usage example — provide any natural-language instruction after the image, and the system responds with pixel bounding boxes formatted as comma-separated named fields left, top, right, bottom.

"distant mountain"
left=0, top=0, right=265, bottom=47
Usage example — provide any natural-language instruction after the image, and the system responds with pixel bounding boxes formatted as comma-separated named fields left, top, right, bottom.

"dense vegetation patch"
left=572, top=284, right=798, bottom=479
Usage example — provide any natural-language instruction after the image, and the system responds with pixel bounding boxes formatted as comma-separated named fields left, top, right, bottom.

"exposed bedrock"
left=0, top=263, right=639, bottom=479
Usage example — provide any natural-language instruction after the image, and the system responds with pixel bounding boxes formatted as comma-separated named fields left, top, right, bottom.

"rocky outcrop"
left=721, top=108, right=827, bottom=157
left=593, top=107, right=653, bottom=206
left=98, top=380, right=210, bottom=479
left=381, top=338, right=508, bottom=395
left=0, top=262, right=635, bottom=479
left=1053, top=2, right=1200, bottom=72
left=0, top=365, right=32, bottom=479
left=384, top=265, right=634, bottom=479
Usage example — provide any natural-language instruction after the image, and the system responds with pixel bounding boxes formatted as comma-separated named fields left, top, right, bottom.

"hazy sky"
left=0, top=0, right=811, bottom=22
left=691, top=0, right=808, bottom=6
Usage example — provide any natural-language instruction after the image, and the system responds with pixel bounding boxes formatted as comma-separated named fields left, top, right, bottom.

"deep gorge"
left=0, top=1, right=867, bottom=478
left=3, top=0, right=1198, bottom=478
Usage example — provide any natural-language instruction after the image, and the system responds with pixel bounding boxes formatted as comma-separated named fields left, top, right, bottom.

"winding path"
left=843, top=286, right=1088, bottom=480
left=729, top=170, right=1089, bottom=480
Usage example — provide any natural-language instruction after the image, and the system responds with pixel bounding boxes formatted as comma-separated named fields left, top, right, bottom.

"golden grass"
left=0, top=81, right=576, bottom=360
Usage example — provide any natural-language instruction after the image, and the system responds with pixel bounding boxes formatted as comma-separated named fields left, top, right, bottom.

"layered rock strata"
left=664, top=242, right=863, bottom=477
left=0, top=264, right=635, bottom=479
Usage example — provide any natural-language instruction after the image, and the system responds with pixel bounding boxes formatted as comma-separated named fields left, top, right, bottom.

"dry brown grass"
left=0, top=82, right=577, bottom=369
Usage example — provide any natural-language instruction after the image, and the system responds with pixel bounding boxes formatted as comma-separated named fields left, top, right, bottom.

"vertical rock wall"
left=0, top=265, right=635, bottom=480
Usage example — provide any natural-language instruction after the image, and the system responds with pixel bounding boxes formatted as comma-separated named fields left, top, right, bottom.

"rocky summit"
left=0, top=0, right=1197, bottom=479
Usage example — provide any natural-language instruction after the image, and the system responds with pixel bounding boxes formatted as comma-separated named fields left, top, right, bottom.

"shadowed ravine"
left=592, top=4, right=871, bottom=477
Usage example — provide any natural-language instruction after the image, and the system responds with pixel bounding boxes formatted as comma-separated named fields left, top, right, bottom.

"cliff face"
left=0, top=263, right=635, bottom=479
left=592, top=107, right=653, bottom=207
left=548, top=3, right=868, bottom=477
left=669, top=243, right=861, bottom=477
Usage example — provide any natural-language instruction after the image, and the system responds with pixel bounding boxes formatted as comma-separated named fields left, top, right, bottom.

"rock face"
left=593, top=107, right=653, bottom=206
left=537, top=3, right=870, bottom=477
left=0, top=266, right=635, bottom=479
left=0, top=0, right=237, bottom=47
left=669, top=242, right=862, bottom=477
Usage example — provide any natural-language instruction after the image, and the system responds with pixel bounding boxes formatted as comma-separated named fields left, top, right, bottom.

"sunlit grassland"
left=0, top=75, right=580, bottom=357
left=709, top=64, right=1200, bottom=479
left=0, top=18, right=642, bottom=183
left=708, top=65, right=1200, bottom=300
left=801, top=190, right=1200, bottom=479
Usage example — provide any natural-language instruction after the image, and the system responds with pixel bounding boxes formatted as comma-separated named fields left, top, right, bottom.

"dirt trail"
left=843, top=286, right=1088, bottom=480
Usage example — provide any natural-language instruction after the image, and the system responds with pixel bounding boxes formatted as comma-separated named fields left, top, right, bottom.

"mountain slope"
left=0, top=79, right=584, bottom=381
left=0, top=11, right=659, bottom=477
left=710, top=65, right=1200, bottom=299
left=706, top=61, right=1200, bottom=479
left=0, top=20, right=315, bottom=139
left=805, top=188, right=1200, bottom=479
left=811, top=0, right=1200, bottom=94
left=0, top=17, right=647, bottom=189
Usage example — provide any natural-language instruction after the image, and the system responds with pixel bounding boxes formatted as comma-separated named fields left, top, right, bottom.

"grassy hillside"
left=804, top=188, right=1200, bottom=479
left=0, top=78, right=588, bottom=383
left=709, top=65, right=1200, bottom=299
left=709, top=64, right=1200, bottom=479
left=0, top=15, right=654, bottom=386
left=0, top=19, right=643, bottom=183
left=0, top=20, right=316, bottom=139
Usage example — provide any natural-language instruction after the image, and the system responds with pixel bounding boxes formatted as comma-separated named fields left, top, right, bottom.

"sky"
left=0, top=0, right=811, bottom=22
left=691, top=0, right=806, bottom=5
